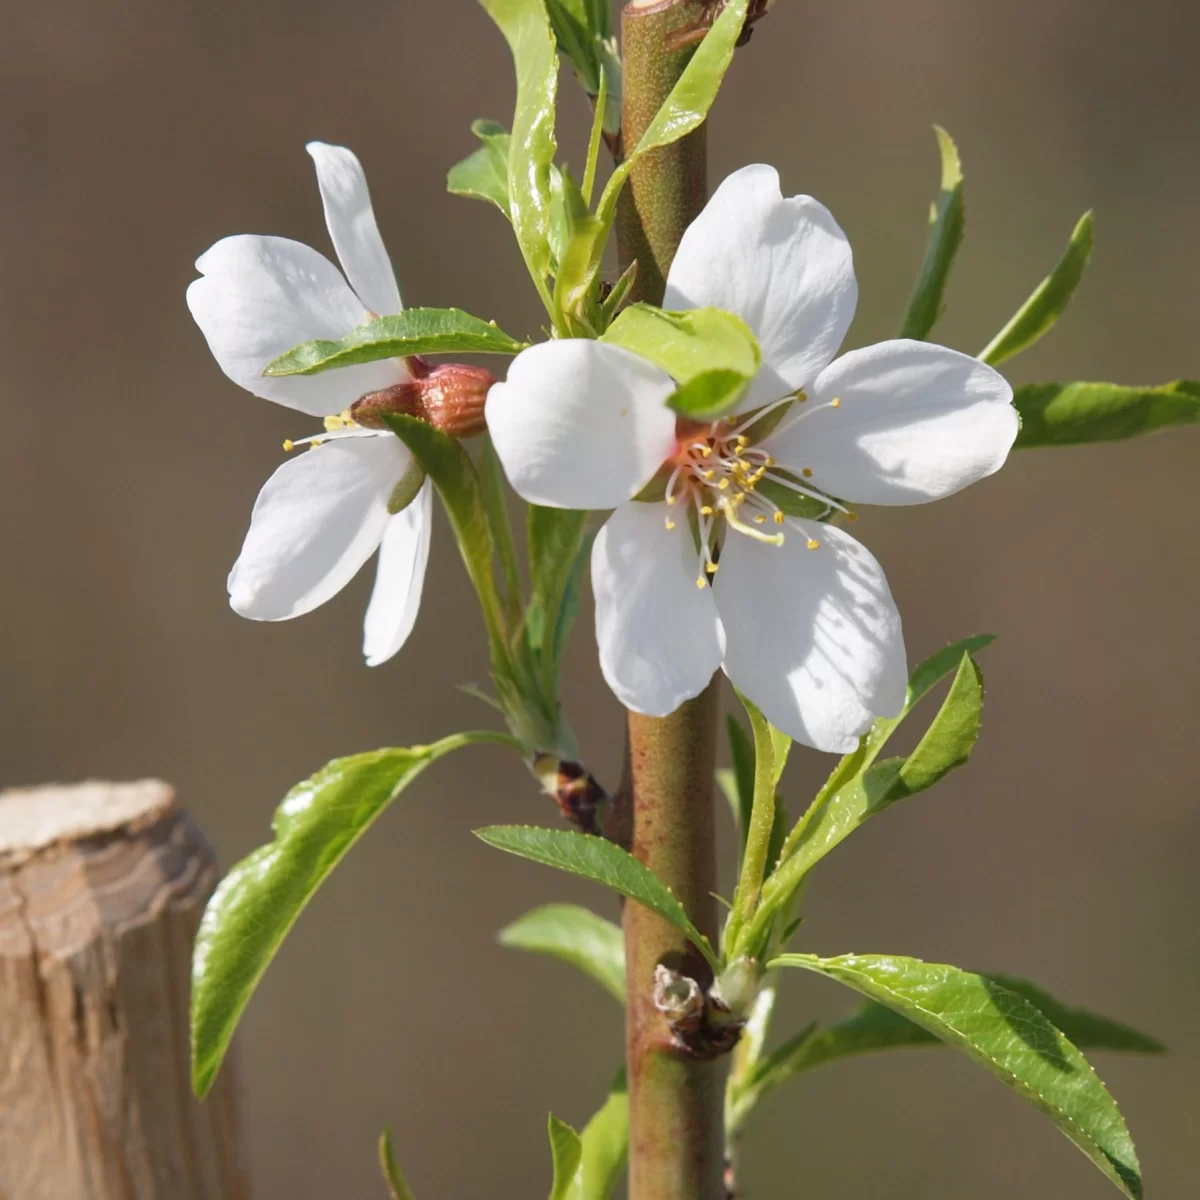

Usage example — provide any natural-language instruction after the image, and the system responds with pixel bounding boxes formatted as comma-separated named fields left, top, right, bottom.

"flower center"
left=660, top=394, right=852, bottom=589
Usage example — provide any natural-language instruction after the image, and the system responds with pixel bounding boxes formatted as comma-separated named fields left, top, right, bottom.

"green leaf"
left=732, top=977, right=1160, bottom=1135
left=899, top=126, right=965, bottom=341
left=478, top=0, right=559, bottom=288
left=769, top=954, right=1143, bottom=1198
left=561, top=0, right=749, bottom=314
left=264, top=308, right=526, bottom=377
left=479, top=434, right=522, bottom=624
left=725, top=691, right=779, bottom=951
left=602, top=304, right=760, bottom=385
left=546, top=0, right=600, bottom=93
left=742, top=640, right=993, bottom=957
left=379, top=1128, right=418, bottom=1200
left=746, top=977, right=1161, bottom=1094
left=475, top=825, right=719, bottom=971
left=895, top=652, right=983, bottom=796
left=1013, top=378, right=1200, bottom=448
left=574, top=1069, right=629, bottom=1200
left=596, top=0, right=749, bottom=222
left=980, top=211, right=1093, bottom=367
left=447, top=119, right=512, bottom=216
left=548, top=1115, right=583, bottom=1200
left=527, top=505, right=590, bottom=669
left=498, top=903, right=625, bottom=1002
left=383, top=415, right=507, bottom=657
left=191, top=733, right=515, bottom=1098
left=667, top=369, right=751, bottom=420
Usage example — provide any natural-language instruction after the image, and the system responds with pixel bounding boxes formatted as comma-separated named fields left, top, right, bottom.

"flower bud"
left=351, top=363, right=496, bottom=439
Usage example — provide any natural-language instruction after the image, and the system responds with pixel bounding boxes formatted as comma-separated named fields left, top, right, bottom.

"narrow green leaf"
left=899, top=126, right=965, bottom=341
left=582, top=66, right=607, bottom=206
left=382, top=416, right=506, bottom=656
left=770, top=954, right=1143, bottom=1199
left=560, top=0, right=748, bottom=314
left=599, top=260, right=638, bottom=328
left=548, top=1115, right=583, bottom=1200
left=1013, top=378, right=1200, bottom=447
left=745, top=641, right=993, bottom=957
left=546, top=0, right=600, bottom=93
left=478, top=434, right=522, bottom=624
left=387, top=458, right=427, bottom=516
left=379, top=1128, right=418, bottom=1200
left=733, top=977, right=1160, bottom=1134
left=527, top=506, right=589, bottom=678
left=191, top=733, right=515, bottom=1098
left=596, top=0, right=749, bottom=223
left=602, top=303, right=760, bottom=384
left=980, top=211, right=1094, bottom=366
left=895, top=652, right=983, bottom=795
left=264, top=308, right=526, bottom=377
left=726, top=691, right=778, bottom=950
left=478, top=0, right=559, bottom=284
left=498, top=903, right=625, bottom=1002
left=476, top=825, right=719, bottom=971
left=574, top=1069, right=629, bottom=1200
left=447, top=119, right=512, bottom=216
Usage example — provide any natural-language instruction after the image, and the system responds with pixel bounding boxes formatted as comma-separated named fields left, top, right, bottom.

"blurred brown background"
left=1, top=1, right=1196, bottom=1196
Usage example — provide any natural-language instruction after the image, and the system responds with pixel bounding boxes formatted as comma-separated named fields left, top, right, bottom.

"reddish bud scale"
left=351, top=363, right=496, bottom=439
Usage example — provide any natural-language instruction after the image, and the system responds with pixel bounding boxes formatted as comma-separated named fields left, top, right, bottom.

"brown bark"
left=0, top=781, right=250, bottom=1200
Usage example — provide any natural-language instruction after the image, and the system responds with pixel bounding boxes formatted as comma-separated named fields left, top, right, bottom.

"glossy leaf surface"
left=476, top=825, right=718, bottom=970
left=265, top=308, right=525, bottom=376
left=770, top=954, right=1143, bottom=1198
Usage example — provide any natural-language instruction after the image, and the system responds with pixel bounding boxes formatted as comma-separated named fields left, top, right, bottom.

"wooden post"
left=0, top=781, right=250, bottom=1200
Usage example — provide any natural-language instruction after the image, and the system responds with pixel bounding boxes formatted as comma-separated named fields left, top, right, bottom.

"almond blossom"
left=486, top=165, right=1017, bottom=752
left=187, top=142, right=429, bottom=666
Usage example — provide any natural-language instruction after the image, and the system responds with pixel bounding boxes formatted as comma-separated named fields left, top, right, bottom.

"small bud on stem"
left=351, top=363, right=496, bottom=439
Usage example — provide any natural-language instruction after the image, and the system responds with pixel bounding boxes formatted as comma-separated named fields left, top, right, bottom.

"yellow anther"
left=665, top=518, right=676, bottom=531
left=309, top=439, right=324, bottom=448
left=807, top=538, right=820, bottom=550
left=666, top=494, right=677, bottom=506
left=754, top=515, right=766, bottom=524
left=282, top=438, right=295, bottom=452
left=773, top=511, right=784, bottom=525
left=717, top=478, right=730, bottom=490
left=765, top=455, right=775, bottom=466
left=700, top=505, right=714, bottom=516
left=696, top=576, right=706, bottom=589
left=703, top=469, right=716, bottom=480
left=796, top=391, right=808, bottom=403
left=706, top=562, right=719, bottom=575
left=699, top=445, right=712, bottom=458
left=323, top=414, right=345, bottom=432
left=802, top=467, right=813, bottom=478
left=846, top=511, right=859, bottom=522
left=830, top=396, right=842, bottom=408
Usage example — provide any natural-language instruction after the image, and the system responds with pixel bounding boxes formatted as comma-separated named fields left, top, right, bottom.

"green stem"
left=616, top=6, right=723, bottom=1198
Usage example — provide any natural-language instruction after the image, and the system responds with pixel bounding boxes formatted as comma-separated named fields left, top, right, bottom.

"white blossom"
left=487, top=165, right=1017, bottom=752
left=187, top=143, right=429, bottom=666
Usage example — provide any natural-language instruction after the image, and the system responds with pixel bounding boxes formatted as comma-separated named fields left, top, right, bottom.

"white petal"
left=486, top=340, right=677, bottom=509
left=592, top=502, right=725, bottom=715
left=768, top=340, right=1018, bottom=506
left=715, top=520, right=906, bottom=754
left=307, top=142, right=403, bottom=318
left=663, top=164, right=858, bottom=409
left=187, top=235, right=407, bottom=417
left=362, top=480, right=433, bottom=666
left=228, top=435, right=410, bottom=621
